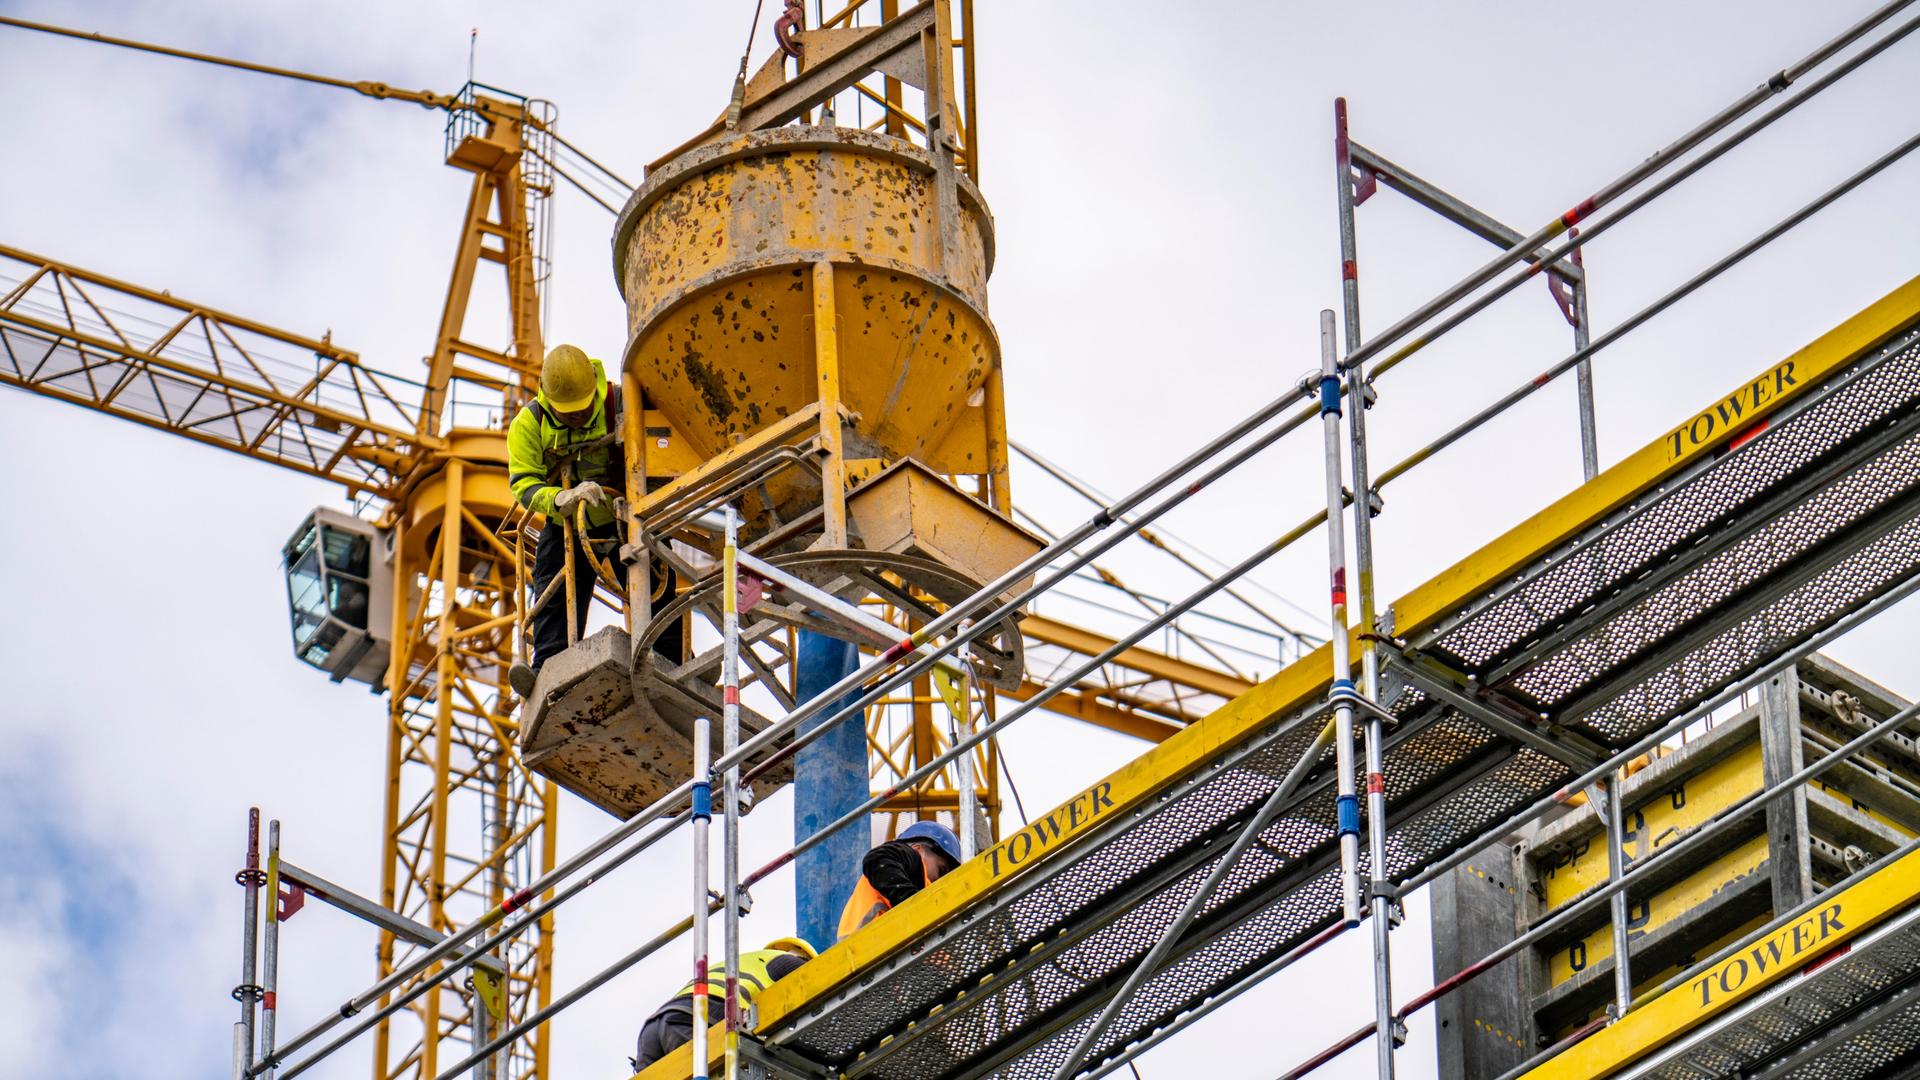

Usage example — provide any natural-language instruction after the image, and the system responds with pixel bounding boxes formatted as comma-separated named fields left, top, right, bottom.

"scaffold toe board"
left=634, top=276, right=1920, bottom=1080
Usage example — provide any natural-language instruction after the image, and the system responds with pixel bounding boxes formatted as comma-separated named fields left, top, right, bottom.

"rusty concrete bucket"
left=521, top=124, right=1039, bottom=819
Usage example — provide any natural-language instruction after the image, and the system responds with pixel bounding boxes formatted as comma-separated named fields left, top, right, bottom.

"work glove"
left=553, top=481, right=612, bottom=516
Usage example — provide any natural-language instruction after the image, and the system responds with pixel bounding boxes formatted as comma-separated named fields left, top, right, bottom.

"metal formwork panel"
left=752, top=301, right=1920, bottom=1078
left=1622, top=906, right=1920, bottom=1079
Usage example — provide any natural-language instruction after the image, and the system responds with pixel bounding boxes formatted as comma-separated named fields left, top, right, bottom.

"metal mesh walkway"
left=637, top=278, right=1920, bottom=1080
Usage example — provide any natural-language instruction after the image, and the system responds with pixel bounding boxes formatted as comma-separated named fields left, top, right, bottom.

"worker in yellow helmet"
left=507, top=344, right=624, bottom=698
left=631, top=937, right=817, bottom=1072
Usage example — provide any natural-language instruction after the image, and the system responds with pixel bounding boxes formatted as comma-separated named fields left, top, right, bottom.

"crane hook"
left=774, top=0, right=805, bottom=61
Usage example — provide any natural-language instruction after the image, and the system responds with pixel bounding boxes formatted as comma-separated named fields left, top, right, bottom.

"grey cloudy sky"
left=2, top=1, right=1918, bottom=1077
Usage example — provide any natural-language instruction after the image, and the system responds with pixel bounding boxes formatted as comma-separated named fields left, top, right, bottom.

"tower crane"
left=0, top=9, right=1296, bottom=1078
left=1, top=14, right=569, bottom=1075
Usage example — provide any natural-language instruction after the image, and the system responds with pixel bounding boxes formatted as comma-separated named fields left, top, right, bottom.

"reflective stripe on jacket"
left=672, top=948, right=793, bottom=1014
left=836, top=875, right=893, bottom=941
left=506, top=357, right=620, bottom=525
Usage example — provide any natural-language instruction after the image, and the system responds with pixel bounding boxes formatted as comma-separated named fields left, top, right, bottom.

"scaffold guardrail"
left=235, top=2, right=1920, bottom=1077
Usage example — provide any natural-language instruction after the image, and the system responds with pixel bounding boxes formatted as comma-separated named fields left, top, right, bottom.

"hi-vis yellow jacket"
left=506, top=357, right=621, bottom=527
left=673, top=949, right=800, bottom=1015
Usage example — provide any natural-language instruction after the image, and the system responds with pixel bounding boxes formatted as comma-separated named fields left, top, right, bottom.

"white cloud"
left=1, top=1, right=1917, bottom=1078
left=0, top=876, right=69, bottom=1077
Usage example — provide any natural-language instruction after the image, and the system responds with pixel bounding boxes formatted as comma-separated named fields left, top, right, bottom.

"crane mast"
left=364, top=88, right=558, bottom=1080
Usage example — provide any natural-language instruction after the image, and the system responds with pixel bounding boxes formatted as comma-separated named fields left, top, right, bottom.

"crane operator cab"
left=282, top=507, right=394, bottom=686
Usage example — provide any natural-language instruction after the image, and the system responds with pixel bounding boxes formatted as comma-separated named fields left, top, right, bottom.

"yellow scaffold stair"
left=641, top=275, right=1920, bottom=1080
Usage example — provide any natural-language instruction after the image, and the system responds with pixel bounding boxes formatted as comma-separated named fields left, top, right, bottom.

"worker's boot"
left=509, top=660, right=537, bottom=699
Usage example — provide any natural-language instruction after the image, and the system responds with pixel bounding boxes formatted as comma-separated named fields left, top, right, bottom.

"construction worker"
left=631, top=937, right=816, bottom=1071
left=507, top=344, right=624, bottom=699
left=837, top=821, right=964, bottom=940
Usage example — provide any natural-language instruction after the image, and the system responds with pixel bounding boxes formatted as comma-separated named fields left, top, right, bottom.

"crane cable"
left=0, top=14, right=458, bottom=110
left=1012, top=439, right=1324, bottom=636
left=0, top=13, right=638, bottom=204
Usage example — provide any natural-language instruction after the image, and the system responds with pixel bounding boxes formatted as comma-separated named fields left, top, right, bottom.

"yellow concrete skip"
left=639, top=276, right=1920, bottom=1079
left=1518, top=844, right=1920, bottom=1080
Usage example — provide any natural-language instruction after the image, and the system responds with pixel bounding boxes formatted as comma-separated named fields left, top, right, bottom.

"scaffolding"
left=228, top=2, right=1920, bottom=1077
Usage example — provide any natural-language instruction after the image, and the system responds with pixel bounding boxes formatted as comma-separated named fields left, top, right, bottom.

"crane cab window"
left=283, top=514, right=374, bottom=670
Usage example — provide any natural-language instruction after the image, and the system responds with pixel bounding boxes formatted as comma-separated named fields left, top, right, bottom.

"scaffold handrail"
left=692, top=277, right=1920, bottom=1080
left=1360, top=4, right=1920, bottom=385
left=1364, top=124, right=1920, bottom=500
left=248, top=3, right=1920, bottom=1074
left=1342, top=0, right=1917, bottom=374
left=1078, top=566, right=1920, bottom=1080
left=760, top=283, right=1919, bottom=1073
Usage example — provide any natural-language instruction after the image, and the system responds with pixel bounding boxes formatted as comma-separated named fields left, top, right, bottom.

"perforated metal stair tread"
left=1622, top=898, right=1920, bottom=1079
left=732, top=280, right=1920, bottom=1080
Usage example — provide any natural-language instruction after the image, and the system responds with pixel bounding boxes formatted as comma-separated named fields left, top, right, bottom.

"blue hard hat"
left=898, top=821, right=963, bottom=868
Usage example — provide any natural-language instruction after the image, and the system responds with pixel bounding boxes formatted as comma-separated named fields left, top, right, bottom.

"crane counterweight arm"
left=0, top=244, right=436, bottom=498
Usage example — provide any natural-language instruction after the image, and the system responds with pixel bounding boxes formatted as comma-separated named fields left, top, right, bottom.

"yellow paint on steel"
left=1548, top=834, right=1769, bottom=986
left=1520, top=844, right=1920, bottom=1080
left=843, top=458, right=1044, bottom=596
left=813, top=259, right=851, bottom=547
left=1541, top=742, right=1772, bottom=909
left=1811, top=776, right=1919, bottom=838
left=1021, top=614, right=1256, bottom=702
left=747, top=275, right=1920, bottom=1040
left=0, top=14, right=462, bottom=110
left=0, top=244, right=433, bottom=499
left=1001, top=679, right=1187, bottom=742
left=1540, top=740, right=1786, bottom=987
left=630, top=404, right=825, bottom=520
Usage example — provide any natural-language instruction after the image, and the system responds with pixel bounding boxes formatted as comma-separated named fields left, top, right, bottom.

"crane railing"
left=0, top=243, right=434, bottom=499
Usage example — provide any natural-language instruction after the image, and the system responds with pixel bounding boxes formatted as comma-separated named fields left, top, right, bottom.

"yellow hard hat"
left=540, top=344, right=597, bottom=413
left=765, top=936, right=818, bottom=960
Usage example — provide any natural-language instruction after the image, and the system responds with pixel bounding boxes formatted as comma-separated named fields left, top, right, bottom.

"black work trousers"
left=530, top=518, right=620, bottom=671
left=633, top=998, right=721, bottom=1071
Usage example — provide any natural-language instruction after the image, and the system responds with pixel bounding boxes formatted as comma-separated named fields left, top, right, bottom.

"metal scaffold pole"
left=1334, top=97, right=1399, bottom=1076
left=1317, top=309, right=1365, bottom=931
left=954, top=664, right=980, bottom=860
left=690, top=564, right=716, bottom=1080
left=234, top=807, right=263, bottom=1080
left=1603, top=770, right=1634, bottom=1019
left=1570, top=238, right=1600, bottom=481
left=260, top=820, right=284, bottom=1080
left=721, top=507, right=744, bottom=1080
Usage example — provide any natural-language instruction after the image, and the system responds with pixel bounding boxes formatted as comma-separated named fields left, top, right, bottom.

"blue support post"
left=793, top=631, right=867, bottom=951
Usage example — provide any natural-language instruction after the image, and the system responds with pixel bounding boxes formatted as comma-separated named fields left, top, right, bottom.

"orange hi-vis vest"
left=837, top=875, right=892, bottom=941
